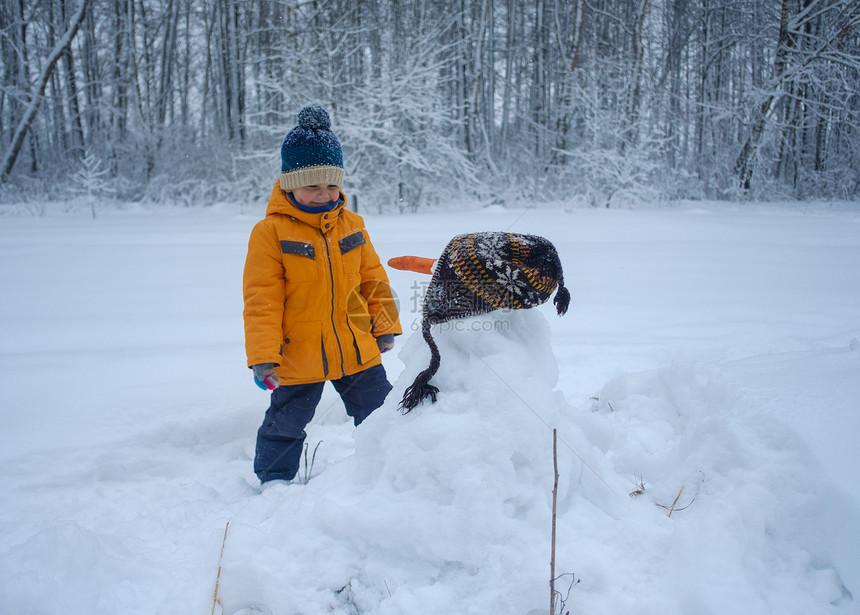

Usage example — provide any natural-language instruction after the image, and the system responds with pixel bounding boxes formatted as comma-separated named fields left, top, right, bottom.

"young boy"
left=243, top=106, right=401, bottom=484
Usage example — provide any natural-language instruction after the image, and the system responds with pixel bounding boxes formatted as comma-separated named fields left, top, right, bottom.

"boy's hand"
left=376, top=334, right=395, bottom=354
left=252, top=363, right=280, bottom=390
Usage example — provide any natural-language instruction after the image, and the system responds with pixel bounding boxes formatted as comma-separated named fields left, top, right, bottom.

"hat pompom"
left=297, top=105, right=331, bottom=131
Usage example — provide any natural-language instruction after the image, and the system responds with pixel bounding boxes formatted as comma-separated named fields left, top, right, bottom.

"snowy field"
left=1, top=200, right=859, bottom=615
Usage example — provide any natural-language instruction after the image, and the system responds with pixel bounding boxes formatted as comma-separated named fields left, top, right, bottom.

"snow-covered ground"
left=1, top=201, right=859, bottom=615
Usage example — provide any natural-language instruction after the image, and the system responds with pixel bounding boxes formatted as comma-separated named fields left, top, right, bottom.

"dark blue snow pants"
left=253, top=363, right=392, bottom=483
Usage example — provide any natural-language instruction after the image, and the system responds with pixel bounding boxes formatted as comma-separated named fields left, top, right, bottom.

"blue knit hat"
left=279, top=106, right=344, bottom=192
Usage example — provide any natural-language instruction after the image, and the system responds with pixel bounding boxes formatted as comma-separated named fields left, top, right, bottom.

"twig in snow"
left=301, top=440, right=322, bottom=485
left=550, top=428, right=559, bottom=615
left=211, top=521, right=230, bottom=615
left=553, top=573, right=581, bottom=615
left=657, top=472, right=705, bottom=516
left=629, top=474, right=647, bottom=497
left=667, top=486, right=684, bottom=517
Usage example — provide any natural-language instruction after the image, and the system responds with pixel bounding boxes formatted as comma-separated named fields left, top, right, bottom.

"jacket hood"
left=265, top=181, right=347, bottom=231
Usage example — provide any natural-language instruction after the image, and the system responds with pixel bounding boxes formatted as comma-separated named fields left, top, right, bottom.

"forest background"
left=1, top=0, right=859, bottom=211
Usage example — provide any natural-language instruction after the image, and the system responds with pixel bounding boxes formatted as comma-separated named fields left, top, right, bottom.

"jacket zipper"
left=321, top=230, right=346, bottom=377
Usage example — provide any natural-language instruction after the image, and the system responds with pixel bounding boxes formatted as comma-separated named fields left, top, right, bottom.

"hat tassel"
left=399, top=320, right=441, bottom=413
left=554, top=281, right=571, bottom=316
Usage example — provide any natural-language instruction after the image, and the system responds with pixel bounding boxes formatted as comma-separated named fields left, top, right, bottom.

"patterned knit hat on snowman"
left=399, top=231, right=571, bottom=413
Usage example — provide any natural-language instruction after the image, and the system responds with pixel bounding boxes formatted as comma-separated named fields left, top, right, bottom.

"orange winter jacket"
left=243, top=182, right=402, bottom=385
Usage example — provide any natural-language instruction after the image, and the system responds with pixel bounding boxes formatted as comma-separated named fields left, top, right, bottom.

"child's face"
left=292, top=184, right=340, bottom=207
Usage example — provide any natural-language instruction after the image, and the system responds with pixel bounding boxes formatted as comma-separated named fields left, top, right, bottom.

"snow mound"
left=220, top=309, right=859, bottom=614
left=563, top=358, right=858, bottom=614
left=220, top=310, right=567, bottom=614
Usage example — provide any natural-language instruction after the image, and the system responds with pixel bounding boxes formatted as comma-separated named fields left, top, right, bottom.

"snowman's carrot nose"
left=387, top=256, right=436, bottom=275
